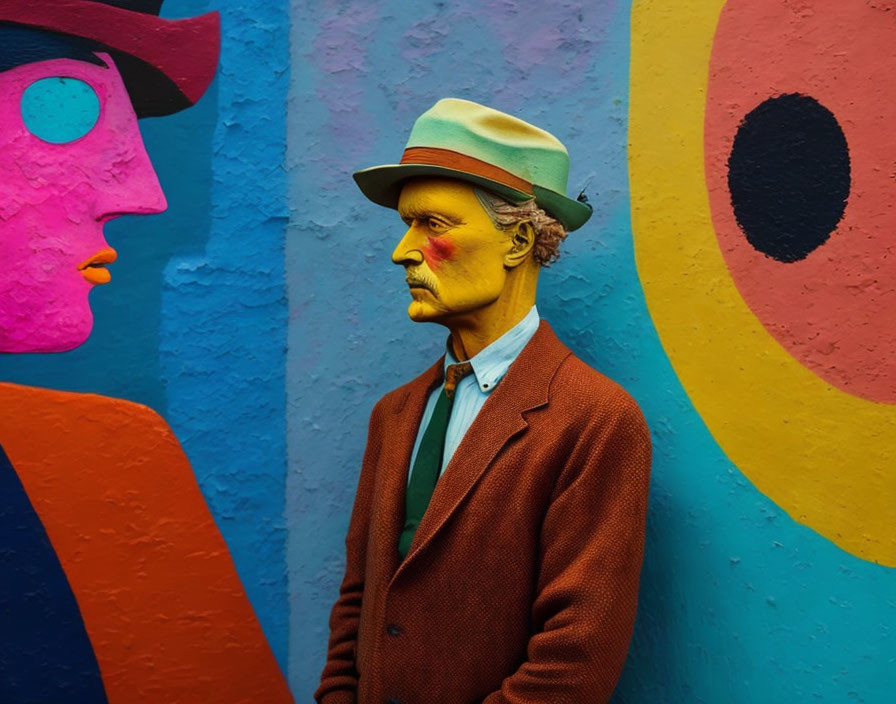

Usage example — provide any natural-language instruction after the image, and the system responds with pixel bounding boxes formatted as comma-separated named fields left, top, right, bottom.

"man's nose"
left=96, top=131, right=168, bottom=219
left=391, top=227, right=425, bottom=266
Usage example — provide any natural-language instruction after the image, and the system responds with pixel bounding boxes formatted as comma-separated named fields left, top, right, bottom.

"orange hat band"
left=400, top=147, right=535, bottom=196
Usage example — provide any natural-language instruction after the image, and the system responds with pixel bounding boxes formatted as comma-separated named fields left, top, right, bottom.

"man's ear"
left=504, top=221, right=536, bottom=268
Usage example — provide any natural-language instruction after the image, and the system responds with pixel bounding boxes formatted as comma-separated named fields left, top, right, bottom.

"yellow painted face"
left=393, top=178, right=512, bottom=325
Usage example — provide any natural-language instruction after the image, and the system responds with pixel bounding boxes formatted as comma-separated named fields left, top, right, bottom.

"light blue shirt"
left=408, top=305, right=541, bottom=480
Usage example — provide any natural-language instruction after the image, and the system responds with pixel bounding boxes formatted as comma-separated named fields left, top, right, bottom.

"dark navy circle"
left=727, top=93, right=850, bottom=263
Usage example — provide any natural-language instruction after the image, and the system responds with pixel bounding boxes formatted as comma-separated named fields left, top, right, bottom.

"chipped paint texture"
left=2, top=0, right=291, bottom=679
left=288, top=1, right=893, bottom=701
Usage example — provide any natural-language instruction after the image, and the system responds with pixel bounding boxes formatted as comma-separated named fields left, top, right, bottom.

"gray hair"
left=473, top=188, right=568, bottom=266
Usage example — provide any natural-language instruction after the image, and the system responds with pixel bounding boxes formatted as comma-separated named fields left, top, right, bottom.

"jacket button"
left=386, top=623, right=402, bottom=637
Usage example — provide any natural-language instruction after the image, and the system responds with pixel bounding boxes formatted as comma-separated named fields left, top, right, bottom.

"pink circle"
left=705, top=0, right=896, bottom=403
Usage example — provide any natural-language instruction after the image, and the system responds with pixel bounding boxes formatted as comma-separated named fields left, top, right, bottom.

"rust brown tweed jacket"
left=315, top=321, right=652, bottom=704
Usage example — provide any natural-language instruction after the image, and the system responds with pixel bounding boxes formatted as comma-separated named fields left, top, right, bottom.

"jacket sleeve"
left=482, top=399, right=652, bottom=704
left=315, top=397, right=388, bottom=704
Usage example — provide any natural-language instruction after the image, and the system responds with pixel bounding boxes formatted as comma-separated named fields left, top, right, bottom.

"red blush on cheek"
left=423, top=236, right=457, bottom=268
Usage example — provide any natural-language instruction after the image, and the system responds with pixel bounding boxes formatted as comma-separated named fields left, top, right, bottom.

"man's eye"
left=427, top=218, right=449, bottom=232
left=21, top=77, right=100, bottom=144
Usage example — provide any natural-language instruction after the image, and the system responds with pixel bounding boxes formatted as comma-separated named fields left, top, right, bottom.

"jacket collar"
left=444, top=304, right=540, bottom=394
left=379, top=320, right=572, bottom=583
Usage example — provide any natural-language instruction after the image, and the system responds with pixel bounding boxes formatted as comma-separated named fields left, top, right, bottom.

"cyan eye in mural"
left=630, top=0, right=896, bottom=566
left=21, top=76, right=101, bottom=144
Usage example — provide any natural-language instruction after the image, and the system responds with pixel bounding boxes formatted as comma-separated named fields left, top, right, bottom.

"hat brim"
left=0, top=0, right=220, bottom=117
left=353, top=164, right=593, bottom=232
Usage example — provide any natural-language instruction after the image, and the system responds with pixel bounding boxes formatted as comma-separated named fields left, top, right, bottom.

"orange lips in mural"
left=78, top=247, right=117, bottom=285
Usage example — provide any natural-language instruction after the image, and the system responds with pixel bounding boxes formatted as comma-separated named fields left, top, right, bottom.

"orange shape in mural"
left=0, top=383, right=293, bottom=704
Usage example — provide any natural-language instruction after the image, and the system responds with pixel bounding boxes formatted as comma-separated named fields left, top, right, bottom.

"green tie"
left=398, top=361, right=474, bottom=560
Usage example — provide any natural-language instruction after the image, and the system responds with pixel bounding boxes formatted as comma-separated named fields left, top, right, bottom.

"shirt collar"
left=444, top=305, right=540, bottom=393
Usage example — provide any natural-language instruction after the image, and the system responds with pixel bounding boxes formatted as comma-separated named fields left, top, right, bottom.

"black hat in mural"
left=0, top=0, right=220, bottom=117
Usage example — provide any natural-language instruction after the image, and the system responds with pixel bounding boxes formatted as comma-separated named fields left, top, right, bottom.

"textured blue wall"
left=286, top=1, right=894, bottom=701
left=7, top=0, right=890, bottom=699
left=159, top=0, right=291, bottom=672
left=1, top=0, right=291, bottom=677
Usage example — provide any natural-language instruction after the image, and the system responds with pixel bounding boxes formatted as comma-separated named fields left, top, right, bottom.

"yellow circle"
left=629, top=0, right=896, bottom=566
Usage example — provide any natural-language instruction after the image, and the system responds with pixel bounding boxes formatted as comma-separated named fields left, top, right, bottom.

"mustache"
left=405, top=267, right=438, bottom=293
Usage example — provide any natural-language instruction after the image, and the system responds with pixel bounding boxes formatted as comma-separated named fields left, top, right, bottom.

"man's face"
left=393, top=179, right=512, bottom=326
left=0, top=53, right=167, bottom=353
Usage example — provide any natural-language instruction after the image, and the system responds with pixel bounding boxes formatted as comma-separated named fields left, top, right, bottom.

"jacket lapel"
left=375, top=358, right=444, bottom=579
left=393, top=321, right=571, bottom=581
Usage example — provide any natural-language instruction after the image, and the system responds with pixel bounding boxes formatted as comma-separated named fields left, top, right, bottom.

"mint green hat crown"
left=353, top=98, right=593, bottom=231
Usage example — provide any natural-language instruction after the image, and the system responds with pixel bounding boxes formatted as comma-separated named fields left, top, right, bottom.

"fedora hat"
left=354, top=98, right=593, bottom=232
left=0, top=0, right=219, bottom=117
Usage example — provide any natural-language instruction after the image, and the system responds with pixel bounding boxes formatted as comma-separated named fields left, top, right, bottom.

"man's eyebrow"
left=399, top=208, right=463, bottom=225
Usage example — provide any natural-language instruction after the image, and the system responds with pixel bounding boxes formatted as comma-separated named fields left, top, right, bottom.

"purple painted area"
left=482, top=0, right=612, bottom=80
left=485, top=0, right=614, bottom=112
left=310, top=1, right=382, bottom=193
left=0, top=56, right=165, bottom=353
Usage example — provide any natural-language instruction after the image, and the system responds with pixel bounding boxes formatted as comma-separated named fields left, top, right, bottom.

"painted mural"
left=0, top=1, right=290, bottom=702
left=629, top=0, right=896, bottom=567
left=1, top=0, right=891, bottom=701
left=293, top=1, right=893, bottom=702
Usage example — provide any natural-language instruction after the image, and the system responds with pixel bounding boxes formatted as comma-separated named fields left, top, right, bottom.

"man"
left=316, top=98, right=652, bottom=703
left=0, top=2, right=291, bottom=702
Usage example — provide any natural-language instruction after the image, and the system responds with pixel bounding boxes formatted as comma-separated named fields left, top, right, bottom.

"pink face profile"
left=0, top=53, right=167, bottom=353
